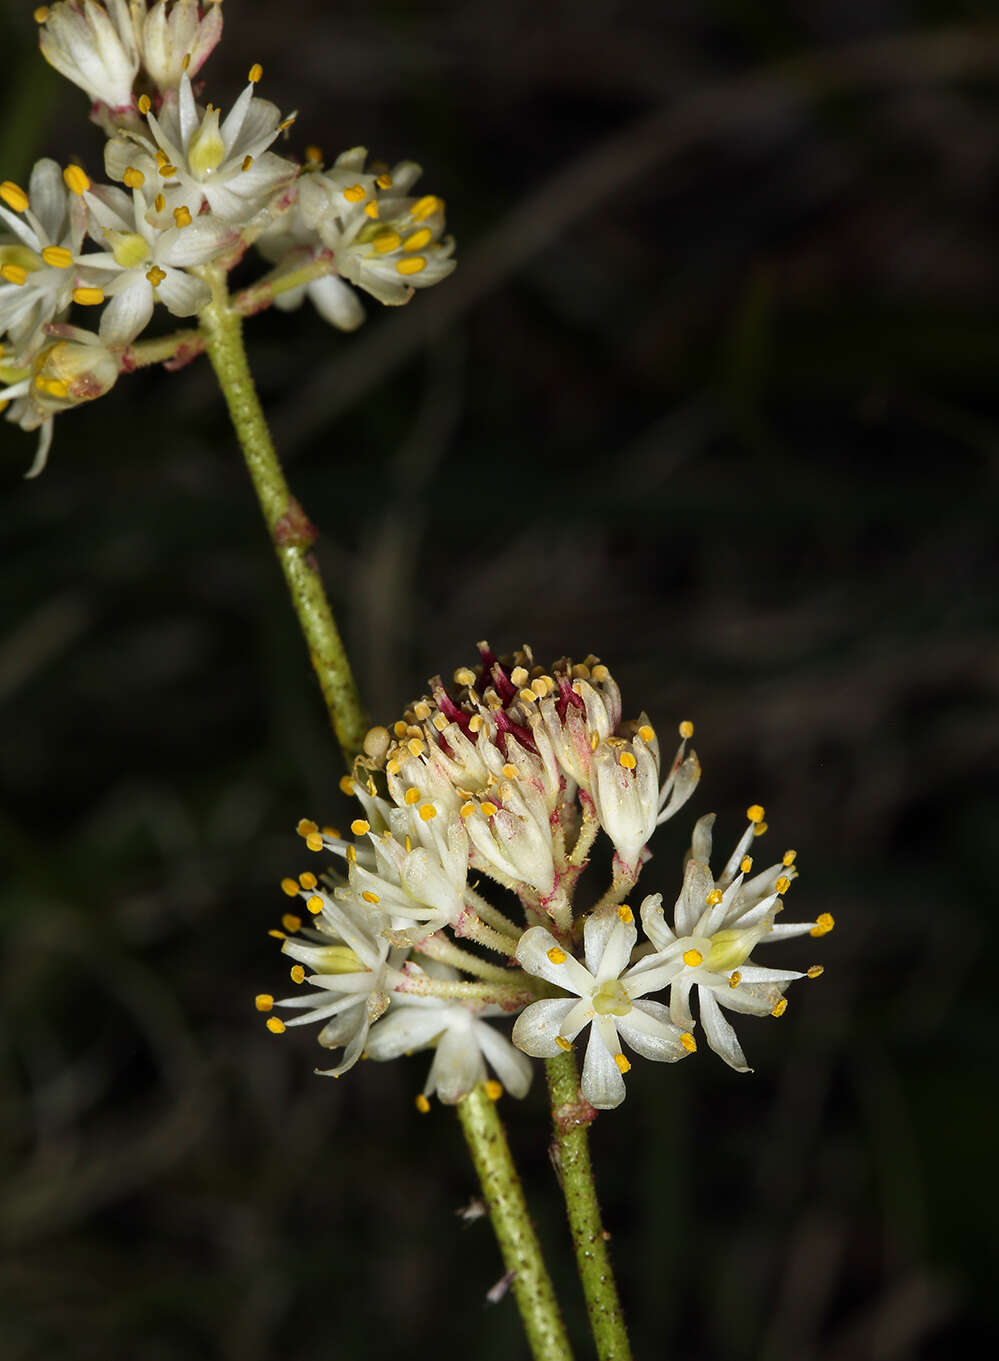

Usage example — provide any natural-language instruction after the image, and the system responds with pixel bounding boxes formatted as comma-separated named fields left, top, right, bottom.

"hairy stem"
left=546, top=1051, right=632, bottom=1361
left=457, top=1084, right=574, bottom=1361
left=198, top=265, right=366, bottom=763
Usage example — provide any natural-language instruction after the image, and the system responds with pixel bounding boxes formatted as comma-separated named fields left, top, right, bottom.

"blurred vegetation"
left=2, top=2, right=997, bottom=1358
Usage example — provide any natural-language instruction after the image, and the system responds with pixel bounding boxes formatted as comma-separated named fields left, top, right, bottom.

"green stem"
left=457, top=1084, right=574, bottom=1361
left=197, top=265, right=367, bottom=763
left=546, top=1052, right=632, bottom=1361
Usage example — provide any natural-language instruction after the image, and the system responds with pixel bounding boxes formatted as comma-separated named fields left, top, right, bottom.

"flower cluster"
left=2, top=2, right=456, bottom=475
left=262, top=645, right=833, bottom=1111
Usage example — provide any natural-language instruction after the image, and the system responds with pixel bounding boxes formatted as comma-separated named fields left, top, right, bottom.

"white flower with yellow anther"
left=254, top=198, right=365, bottom=332
left=80, top=180, right=235, bottom=343
left=299, top=147, right=455, bottom=307
left=37, top=0, right=140, bottom=127
left=1, top=327, right=118, bottom=476
left=512, top=907, right=691, bottom=1110
left=104, top=68, right=296, bottom=226
left=461, top=778, right=558, bottom=899
left=349, top=819, right=470, bottom=942
left=0, top=162, right=92, bottom=358
left=365, top=963, right=532, bottom=1106
left=132, top=0, right=223, bottom=95
left=536, top=662, right=623, bottom=792
left=635, top=809, right=831, bottom=1072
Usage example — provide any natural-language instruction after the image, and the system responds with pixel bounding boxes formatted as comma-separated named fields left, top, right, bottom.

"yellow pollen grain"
left=305, top=145, right=322, bottom=163
left=306, top=894, right=324, bottom=915
left=807, top=965, right=824, bottom=979
left=63, top=165, right=90, bottom=195
left=122, top=166, right=145, bottom=189
left=810, top=912, right=835, bottom=937
left=638, top=724, right=655, bottom=743
left=739, top=855, right=753, bottom=874
left=72, top=286, right=104, bottom=305
left=343, top=184, right=366, bottom=203
left=618, top=750, right=637, bottom=770
left=299, top=872, right=317, bottom=890
left=396, top=255, right=427, bottom=275
left=682, top=948, right=703, bottom=967
left=404, top=788, right=421, bottom=806
left=455, top=666, right=477, bottom=686
left=746, top=804, right=765, bottom=824
left=173, top=204, right=192, bottom=227
left=146, top=266, right=166, bottom=286
left=241, top=154, right=253, bottom=172
left=614, top=1053, right=632, bottom=1074
left=361, top=890, right=380, bottom=904
left=460, top=802, right=475, bottom=819
left=404, top=227, right=433, bottom=252
left=407, top=737, right=425, bottom=757
left=34, top=6, right=51, bottom=21
left=419, top=803, right=437, bottom=822
left=775, top=875, right=791, bottom=895
left=484, top=1079, right=503, bottom=1101
left=281, top=913, right=302, bottom=933
left=364, top=201, right=379, bottom=218
left=555, top=1035, right=572, bottom=1052
left=729, top=971, right=742, bottom=988
left=705, top=888, right=724, bottom=906
left=415, top=1093, right=431, bottom=1113
left=305, top=832, right=323, bottom=852
left=679, top=719, right=694, bottom=739
left=254, top=994, right=274, bottom=1011
left=771, top=998, right=788, bottom=1018
left=248, top=62, right=263, bottom=83
left=783, top=849, right=797, bottom=866
left=501, top=763, right=519, bottom=779
left=266, top=1016, right=286, bottom=1034
left=0, top=180, right=28, bottom=213
left=753, top=821, right=768, bottom=837
left=480, top=801, right=498, bottom=818
left=376, top=172, right=393, bottom=189
left=290, top=964, right=306, bottom=984
left=350, top=818, right=370, bottom=836
left=280, top=876, right=299, bottom=897
left=618, top=904, right=634, bottom=924
left=547, top=946, right=566, bottom=965
left=680, top=1032, right=697, bottom=1053
left=411, top=194, right=441, bottom=221
left=0, top=264, right=27, bottom=286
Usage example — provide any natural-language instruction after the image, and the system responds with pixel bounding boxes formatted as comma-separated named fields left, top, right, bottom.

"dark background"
left=2, top=2, right=997, bottom=1358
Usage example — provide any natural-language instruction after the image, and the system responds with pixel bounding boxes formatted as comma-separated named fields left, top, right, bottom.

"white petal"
left=639, top=892, right=676, bottom=951
left=153, top=266, right=209, bottom=318
left=307, top=274, right=365, bottom=331
left=617, top=999, right=687, bottom=1062
left=698, top=986, right=751, bottom=1072
left=511, top=998, right=577, bottom=1057
left=515, top=926, right=593, bottom=995
left=364, top=1005, right=447, bottom=1060
left=669, top=977, right=695, bottom=1031
left=580, top=1024, right=626, bottom=1110
left=590, top=914, right=637, bottom=982
left=23, top=418, right=54, bottom=479
left=475, top=1020, right=533, bottom=1098
left=157, top=217, right=235, bottom=267
left=99, top=275, right=154, bottom=345
left=426, top=1027, right=485, bottom=1105
left=676, top=858, right=714, bottom=937
left=219, top=82, right=255, bottom=150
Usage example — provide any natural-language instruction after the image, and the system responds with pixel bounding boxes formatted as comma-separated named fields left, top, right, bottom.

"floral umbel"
left=261, top=644, right=832, bottom=1110
left=2, top=1, right=456, bottom=476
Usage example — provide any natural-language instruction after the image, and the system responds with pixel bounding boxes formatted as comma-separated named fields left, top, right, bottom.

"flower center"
left=109, top=231, right=151, bottom=268
left=704, top=927, right=759, bottom=973
left=188, top=110, right=227, bottom=178
left=592, top=978, right=632, bottom=1017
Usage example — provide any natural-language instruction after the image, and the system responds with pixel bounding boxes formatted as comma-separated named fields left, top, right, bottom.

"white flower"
left=80, top=180, right=235, bottom=343
left=637, top=810, right=832, bottom=1072
left=134, top=0, right=223, bottom=94
left=365, top=964, right=532, bottom=1105
left=37, top=0, right=140, bottom=124
left=0, top=161, right=90, bottom=359
left=105, top=69, right=297, bottom=226
left=253, top=191, right=366, bottom=332
left=512, top=907, right=691, bottom=1109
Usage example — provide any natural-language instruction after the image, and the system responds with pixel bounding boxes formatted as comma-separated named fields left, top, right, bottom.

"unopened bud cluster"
left=2, top=2, right=456, bottom=475
left=261, top=644, right=832, bottom=1111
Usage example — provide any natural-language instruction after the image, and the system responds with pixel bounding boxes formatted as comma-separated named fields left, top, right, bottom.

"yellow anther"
left=480, top=801, right=498, bottom=818
left=637, top=724, right=656, bottom=743
left=376, top=172, right=393, bottom=189
left=547, top=946, right=567, bottom=965
left=281, top=913, right=302, bottom=933
left=266, top=1016, right=286, bottom=1034
left=298, top=822, right=319, bottom=843
left=680, top=1032, right=697, bottom=1053
left=122, top=166, right=145, bottom=189
left=339, top=775, right=355, bottom=795
left=159, top=163, right=177, bottom=178
left=305, top=832, right=323, bottom=852
left=361, top=890, right=380, bottom=904
left=279, top=117, right=296, bottom=132
left=411, top=194, right=441, bottom=221
left=614, top=1053, right=632, bottom=1074
left=305, top=145, right=323, bottom=164
left=404, top=227, right=433, bottom=252
left=248, top=63, right=263, bottom=83
left=679, top=719, right=694, bottom=739
left=254, top=994, right=274, bottom=1012
left=746, top=804, right=765, bottom=824
left=454, top=666, right=477, bottom=686
left=182, top=54, right=191, bottom=72
left=172, top=204, right=192, bottom=227
left=782, top=849, right=797, bottom=867
left=404, top=788, right=421, bottom=806
left=267, top=930, right=286, bottom=940
left=415, top=1093, right=431, bottom=1113
left=682, top=948, right=703, bottom=967
left=555, top=1035, right=572, bottom=1052
left=590, top=733, right=600, bottom=751
left=510, top=666, right=528, bottom=687
left=280, top=876, right=299, bottom=897
left=1, top=264, right=27, bottom=285
left=241, top=154, right=254, bottom=172
left=484, top=1079, right=503, bottom=1101
left=346, top=846, right=357, bottom=864
left=372, top=230, right=402, bottom=255
left=753, top=821, right=768, bottom=837
left=154, top=192, right=166, bottom=213
left=1, top=181, right=29, bottom=213
left=419, top=803, right=437, bottom=822
left=618, top=904, right=634, bottom=924
left=396, top=256, right=427, bottom=275
left=705, top=888, right=724, bottom=906
left=618, top=750, right=637, bottom=770
left=775, top=875, right=791, bottom=896
left=728, top=971, right=742, bottom=988
left=72, top=286, right=104, bottom=305
left=350, top=818, right=370, bottom=836
left=404, top=836, right=412, bottom=854
left=34, top=6, right=50, bottom=21
left=306, top=894, right=324, bottom=915
left=391, top=720, right=408, bottom=738
left=460, top=802, right=475, bottom=819
left=468, top=714, right=484, bottom=733
left=146, top=266, right=166, bottom=287
left=364, top=202, right=379, bottom=218
left=290, top=964, right=306, bottom=984
left=40, top=377, right=69, bottom=397
left=386, top=758, right=401, bottom=776
left=343, top=184, right=366, bottom=203
left=807, top=965, right=824, bottom=979
left=771, top=998, right=788, bottom=1018
left=810, top=912, right=835, bottom=937
left=432, top=713, right=449, bottom=732
left=298, top=872, right=317, bottom=890
left=739, top=856, right=753, bottom=874
left=501, top=763, right=519, bottom=780
left=63, top=165, right=90, bottom=195
left=531, top=677, right=548, bottom=697
left=407, top=737, right=425, bottom=757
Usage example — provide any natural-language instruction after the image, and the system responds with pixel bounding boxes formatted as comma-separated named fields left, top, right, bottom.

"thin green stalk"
left=546, top=1051, right=632, bottom=1361
left=457, top=1084, right=574, bottom=1361
left=197, top=265, right=366, bottom=763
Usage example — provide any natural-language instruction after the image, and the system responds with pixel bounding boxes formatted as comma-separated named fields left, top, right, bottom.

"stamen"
left=459, top=802, right=475, bottom=819
left=281, top=913, right=302, bottom=933
left=122, top=167, right=145, bottom=189
left=396, top=256, right=427, bottom=275
left=254, top=994, right=274, bottom=1012
left=403, top=228, right=432, bottom=252
left=484, top=1079, right=503, bottom=1101
left=775, top=875, right=791, bottom=895
left=0, top=181, right=29, bottom=213
left=404, top=788, right=420, bottom=805
left=376, top=173, right=393, bottom=189
left=618, top=904, right=634, bottom=924
left=63, top=165, right=90, bottom=195
left=241, top=155, right=254, bottom=171
left=678, top=719, right=694, bottom=738
left=807, top=965, right=824, bottom=979
left=431, top=713, right=448, bottom=732
left=753, top=821, right=768, bottom=837
left=771, top=998, right=788, bottom=1018
left=145, top=266, right=166, bottom=286
left=468, top=714, right=484, bottom=733
left=350, top=819, right=371, bottom=836
left=72, top=286, right=104, bottom=305
left=638, top=724, right=655, bottom=742
left=343, top=185, right=366, bottom=203
left=682, top=948, right=703, bottom=967
left=306, top=894, right=324, bottom=915
left=340, top=775, right=355, bottom=795
left=705, top=888, right=723, bottom=906
left=810, top=912, right=835, bottom=937
left=305, top=145, right=323, bottom=164
left=614, top=1053, right=631, bottom=1074
left=555, top=1035, right=572, bottom=1052
left=34, top=6, right=50, bottom=21
left=280, top=876, right=299, bottom=897
left=299, top=872, right=317, bottom=890
left=364, top=202, right=379, bottom=218
left=138, top=95, right=152, bottom=115
left=782, top=849, right=797, bottom=867
left=415, top=1094, right=431, bottom=1113
left=728, top=971, right=741, bottom=988
left=266, top=1017, right=286, bottom=1034
left=454, top=667, right=476, bottom=686
left=518, top=688, right=536, bottom=704
left=248, top=63, right=263, bottom=83
left=546, top=947, right=566, bottom=964
left=290, top=965, right=306, bottom=984
left=618, top=751, right=637, bottom=769
left=305, top=832, right=323, bottom=852
left=746, top=804, right=765, bottom=823
left=361, top=890, right=380, bottom=904
left=154, top=193, right=165, bottom=213
left=480, top=801, right=498, bottom=817
left=680, top=1032, right=697, bottom=1053
left=418, top=804, right=437, bottom=821
left=410, top=194, right=441, bottom=221
left=173, top=205, right=192, bottom=227
left=0, top=264, right=27, bottom=285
